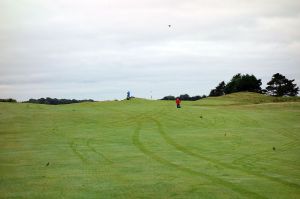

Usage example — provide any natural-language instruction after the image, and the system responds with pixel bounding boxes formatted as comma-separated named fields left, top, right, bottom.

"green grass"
left=194, top=92, right=300, bottom=106
left=1, top=92, right=300, bottom=199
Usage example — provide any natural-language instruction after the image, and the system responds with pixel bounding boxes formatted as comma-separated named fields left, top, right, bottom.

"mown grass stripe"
left=132, top=121, right=268, bottom=199
left=151, top=118, right=300, bottom=189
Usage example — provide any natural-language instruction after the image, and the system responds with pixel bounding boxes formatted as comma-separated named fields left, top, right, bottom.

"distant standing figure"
left=176, top=98, right=181, bottom=108
left=127, top=91, right=130, bottom=100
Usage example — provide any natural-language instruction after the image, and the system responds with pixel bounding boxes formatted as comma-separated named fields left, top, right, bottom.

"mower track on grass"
left=70, top=140, right=88, bottom=163
left=151, top=118, right=300, bottom=190
left=66, top=109, right=162, bottom=165
left=132, top=120, right=268, bottom=199
left=69, top=138, right=113, bottom=164
left=232, top=128, right=299, bottom=166
left=69, top=138, right=132, bottom=194
left=86, top=138, right=113, bottom=164
left=51, top=115, right=115, bottom=165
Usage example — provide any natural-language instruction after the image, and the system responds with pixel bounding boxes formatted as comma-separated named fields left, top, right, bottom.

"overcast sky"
left=1, top=0, right=300, bottom=101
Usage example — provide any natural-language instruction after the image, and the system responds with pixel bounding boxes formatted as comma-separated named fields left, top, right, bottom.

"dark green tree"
left=266, top=73, right=299, bottom=96
left=224, top=73, right=262, bottom=94
left=179, top=94, right=190, bottom=101
left=25, top=98, right=94, bottom=105
left=0, top=98, right=17, bottom=102
left=209, top=81, right=226, bottom=96
left=161, top=95, right=176, bottom=100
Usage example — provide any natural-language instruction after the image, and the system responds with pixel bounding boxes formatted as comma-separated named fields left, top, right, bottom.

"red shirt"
left=176, top=98, right=181, bottom=105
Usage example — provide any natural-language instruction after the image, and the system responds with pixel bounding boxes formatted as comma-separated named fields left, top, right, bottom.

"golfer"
left=127, top=91, right=130, bottom=100
left=176, top=98, right=181, bottom=108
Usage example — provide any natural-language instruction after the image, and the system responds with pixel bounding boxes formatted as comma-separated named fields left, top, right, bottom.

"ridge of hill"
left=193, top=92, right=300, bottom=106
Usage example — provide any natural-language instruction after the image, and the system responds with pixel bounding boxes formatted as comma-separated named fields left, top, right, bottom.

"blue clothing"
left=127, top=91, right=130, bottom=99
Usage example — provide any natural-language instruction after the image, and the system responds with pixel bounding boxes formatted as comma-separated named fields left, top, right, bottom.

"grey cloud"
left=1, top=0, right=300, bottom=100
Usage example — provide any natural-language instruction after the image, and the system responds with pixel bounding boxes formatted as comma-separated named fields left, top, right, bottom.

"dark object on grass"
left=46, top=162, right=49, bottom=166
left=200, top=116, right=203, bottom=119
left=224, top=133, right=226, bottom=136
left=273, top=147, right=276, bottom=151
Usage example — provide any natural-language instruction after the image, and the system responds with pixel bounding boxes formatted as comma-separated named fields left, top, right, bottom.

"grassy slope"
left=194, top=92, right=300, bottom=106
left=0, top=93, right=300, bottom=199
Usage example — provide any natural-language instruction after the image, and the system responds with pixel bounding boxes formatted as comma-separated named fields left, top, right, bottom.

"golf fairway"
left=1, top=93, right=300, bottom=198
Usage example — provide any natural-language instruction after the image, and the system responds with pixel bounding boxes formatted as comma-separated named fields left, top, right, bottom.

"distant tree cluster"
left=24, top=98, right=94, bottom=105
left=0, top=98, right=17, bottom=103
left=209, top=81, right=226, bottom=97
left=209, top=73, right=299, bottom=97
left=224, top=74, right=262, bottom=94
left=161, top=96, right=176, bottom=100
left=161, top=94, right=206, bottom=101
left=266, top=73, right=299, bottom=96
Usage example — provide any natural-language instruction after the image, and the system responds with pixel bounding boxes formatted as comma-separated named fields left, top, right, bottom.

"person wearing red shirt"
left=176, top=98, right=181, bottom=108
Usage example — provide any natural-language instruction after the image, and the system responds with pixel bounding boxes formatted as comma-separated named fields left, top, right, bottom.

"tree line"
left=161, top=73, right=299, bottom=100
left=24, top=98, right=94, bottom=105
left=0, top=97, right=95, bottom=104
left=161, top=94, right=207, bottom=101
left=209, top=73, right=299, bottom=97
left=1, top=73, right=298, bottom=103
left=0, top=98, right=17, bottom=103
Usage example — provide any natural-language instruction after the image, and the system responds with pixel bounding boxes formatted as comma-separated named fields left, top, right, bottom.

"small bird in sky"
left=168, top=25, right=171, bottom=28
